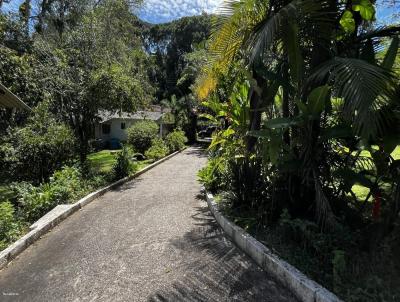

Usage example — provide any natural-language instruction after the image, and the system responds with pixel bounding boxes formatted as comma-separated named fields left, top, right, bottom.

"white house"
left=94, top=110, right=171, bottom=142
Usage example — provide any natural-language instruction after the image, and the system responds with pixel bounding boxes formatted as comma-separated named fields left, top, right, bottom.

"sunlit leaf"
left=340, top=10, right=355, bottom=33
left=352, top=0, right=375, bottom=21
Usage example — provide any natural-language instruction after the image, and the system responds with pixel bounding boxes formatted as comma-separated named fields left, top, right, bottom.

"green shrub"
left=127, top=120, right=159, bottom=153
left=14, top=166, right=84, bottom=222
left=112, top=146, right=136, bottom=180
left=15, top=182, right=57, bottom=222
left=0, top=201, right=16, bottom=239
left=145, top=138, right=169, bottom=160
left=0, top=201, right=22, bottom=250
left=198, top=157, right=227, bottom=192
left=165, top=129, right=188, bottom=152
left=49, top=166, right=84, bottom=201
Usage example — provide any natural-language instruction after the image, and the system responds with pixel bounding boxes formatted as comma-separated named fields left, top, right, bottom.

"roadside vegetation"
left=197, top=1, right=400, bottom=301
left=0, top=0, right=193, bottom=252
left=1, top=0, right=398, bottom=301
left=0, top=121, right=187, bottom=251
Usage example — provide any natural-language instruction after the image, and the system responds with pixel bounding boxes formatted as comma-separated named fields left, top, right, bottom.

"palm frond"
left=196, top=0, right=267, bottom=98
left=210, top=0, right=268, bottom=67
left=356, top=26, right=400, bottom=42
left=309, top=58, right=397, bottom=138
left=354, top=156, right=375, bottom=171
left=246, top=0, right=330, bottom=64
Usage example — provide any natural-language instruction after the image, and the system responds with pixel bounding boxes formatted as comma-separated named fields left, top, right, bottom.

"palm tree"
left=197, top=0, right=400, bottom=230
left=160, top=94, right=185, bottom=127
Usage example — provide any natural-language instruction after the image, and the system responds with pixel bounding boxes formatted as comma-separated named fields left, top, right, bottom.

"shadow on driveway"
left=147, top=195, right=298, bottom=302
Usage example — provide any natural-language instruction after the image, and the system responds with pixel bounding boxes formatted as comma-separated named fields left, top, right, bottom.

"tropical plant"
left=0, top=201, right=22, bottom=251
left=112, top=146, right=134, bottom=180
left=13, top=166, right=86, bottom=222
left=198, top=0, right=400, bottom=230
left=197, top=1, right=400, bottom=299
left=0, top=201, right=16, bottom=239
left=198, top=157, right=228, bottom=192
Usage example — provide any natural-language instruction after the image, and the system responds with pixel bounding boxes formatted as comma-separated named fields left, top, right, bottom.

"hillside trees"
left=34, top=0, right=153, bottom=161
left=144, top=14, right=212, bottom=142
left=144, top=14, right=211, bottom=99
left=1, top=0, right=153, bottom=162
left=0, top=101, right=76, bottom=183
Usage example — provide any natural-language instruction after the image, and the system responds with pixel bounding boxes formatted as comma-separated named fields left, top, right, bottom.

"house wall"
left=95, top=118, right=170, bottom=142
left=95, top=119, right=135, bottom=141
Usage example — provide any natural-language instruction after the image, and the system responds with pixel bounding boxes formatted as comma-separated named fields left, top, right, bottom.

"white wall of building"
left=95, top=119, right=136, bottom=141
left=95, top=118, right=169, bottom=142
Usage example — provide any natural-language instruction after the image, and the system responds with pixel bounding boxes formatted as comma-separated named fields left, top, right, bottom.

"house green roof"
left=0, top=83, right=31, bottom=111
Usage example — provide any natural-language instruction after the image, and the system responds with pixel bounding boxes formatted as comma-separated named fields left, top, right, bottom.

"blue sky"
left=2, top=0, right=399, bottom=24
left=138, top=0, right=223, bottom=24
left=2, top=0, right=224, bottom=24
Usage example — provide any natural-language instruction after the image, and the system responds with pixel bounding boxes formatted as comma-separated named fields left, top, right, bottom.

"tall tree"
left=144, top=14, right=212, bottom=100
left=33, top=0, right=153, bottom=162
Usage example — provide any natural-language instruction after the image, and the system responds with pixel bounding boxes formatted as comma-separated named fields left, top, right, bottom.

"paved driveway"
left=0, top=147, right=298, bottom=302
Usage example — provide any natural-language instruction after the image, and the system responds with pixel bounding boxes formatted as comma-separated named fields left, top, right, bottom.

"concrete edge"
left=204, top=190, right=343, bottom=302
left=0, top=148, right=186, bottom=271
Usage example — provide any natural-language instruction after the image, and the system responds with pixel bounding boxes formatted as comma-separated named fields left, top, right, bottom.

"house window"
left=102, top=124, right=111, bottom=135
left=121, top=122, right=126, bottom=130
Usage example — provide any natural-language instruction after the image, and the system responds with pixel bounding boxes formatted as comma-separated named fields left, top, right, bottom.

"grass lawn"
left=87, top=150, right=154, bottom=175
left=87, top=150, right=121, bottom=174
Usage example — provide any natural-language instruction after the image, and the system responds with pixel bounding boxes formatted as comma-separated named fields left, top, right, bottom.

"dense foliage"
left=144, top=15, right=211, bottom=142
left=145, top=138, right=169, bottom=160
left=0, top=201, right=22, bottom=250
left=0, top=102, right=76, bottom=183
left=15, top=166, right=85, bottom=222
left=197, top=0, right=400, bottom=300
left=127, top=120, right=159, bottom=153
left=0, top=0, right=153, bottom=162
left=165, top=129, right=188, bottom=152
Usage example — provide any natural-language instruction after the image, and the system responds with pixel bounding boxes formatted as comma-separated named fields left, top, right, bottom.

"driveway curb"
left=205, top=190, right=342, bottom=302
left=0, top=148, right=185, bottom=270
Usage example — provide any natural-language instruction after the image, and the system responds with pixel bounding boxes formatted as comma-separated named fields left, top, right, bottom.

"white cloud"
left=139, top=0, right=224, bottom=23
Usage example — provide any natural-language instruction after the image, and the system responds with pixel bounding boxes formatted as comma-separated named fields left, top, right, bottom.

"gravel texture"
left=0, top=147, right=298, bottom=302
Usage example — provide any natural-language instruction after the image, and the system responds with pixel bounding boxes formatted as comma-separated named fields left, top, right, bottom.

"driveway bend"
left=0, top=147, right=298, bottom=302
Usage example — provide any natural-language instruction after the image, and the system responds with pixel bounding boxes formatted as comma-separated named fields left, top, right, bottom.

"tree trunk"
left=246, top=72, right=266, bottom=152
left=282, top=63, right=291, bottom=145
left=37, top=0, right=51, bottom=34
